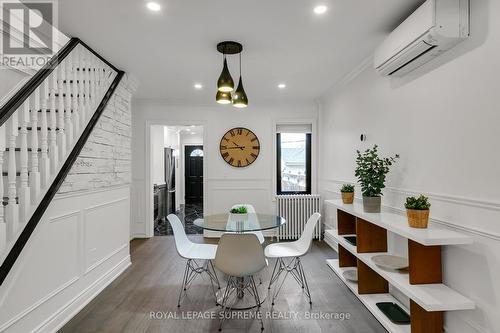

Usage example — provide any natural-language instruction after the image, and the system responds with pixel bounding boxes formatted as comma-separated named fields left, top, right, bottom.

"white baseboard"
left=35, top=256, right=131, bottom=333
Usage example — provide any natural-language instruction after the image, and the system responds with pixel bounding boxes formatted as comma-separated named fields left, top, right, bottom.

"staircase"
left=0, top=38, right=124, bottom=285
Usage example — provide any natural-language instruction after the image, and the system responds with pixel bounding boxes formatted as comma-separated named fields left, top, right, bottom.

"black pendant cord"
left=239, top=53, right=242, bottom=78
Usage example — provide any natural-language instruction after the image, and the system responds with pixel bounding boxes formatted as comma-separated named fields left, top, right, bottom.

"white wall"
left=131, top=101, right=318, bottom=238
left=318, top=1, right=499, bottom=332
left=151, top=125, right=165, bottom=185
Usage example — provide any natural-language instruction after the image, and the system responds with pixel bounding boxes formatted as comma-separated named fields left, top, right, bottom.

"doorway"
left=149, top=124, right=205, bottom=237
left=185, top=145, right=204, bottom=204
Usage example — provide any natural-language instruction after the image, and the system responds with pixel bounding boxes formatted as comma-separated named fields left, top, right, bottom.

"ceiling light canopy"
left=146, top=2, right=161, bottom=11
left=314, top=5, right=328, bottom=14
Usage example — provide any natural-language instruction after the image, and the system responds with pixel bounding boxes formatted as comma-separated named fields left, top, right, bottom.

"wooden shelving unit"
left=324, top=200, right=475, bottom=333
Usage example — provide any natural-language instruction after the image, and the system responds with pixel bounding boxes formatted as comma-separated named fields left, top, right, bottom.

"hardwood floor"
left=60, top=236, right=386, bottom=333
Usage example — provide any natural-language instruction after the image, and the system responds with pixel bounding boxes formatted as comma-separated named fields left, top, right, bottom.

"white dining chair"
left=265, top=212, right=321, bottom=306
left=215, top=233, right=267, bottom=331
left=167, top=214, right=220, bottom=307
left=229, top=204, right=265, bottom=244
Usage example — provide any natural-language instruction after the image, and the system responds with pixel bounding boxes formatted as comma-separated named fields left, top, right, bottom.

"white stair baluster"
left=65, top=53, right=74, bottom=148
left=29, top=88, right=41, bottom=203
left=6, top=111, right=19, bottom=239
left=72, top=47, right=80, bottom=139
left=39, top=81, right=50, bottom=188
left=18, top=100, right=30, bottom=225
left=57, top=62, right=67, bottom=160
left=89, top=54, right=96, bottom=109
left=78, top=46, right=86, bottom=128
left=0, top=125, right=5, bottom=253
left=83, top=50, right=91, bottom=122
left=49, top=71, right=58, bottom=173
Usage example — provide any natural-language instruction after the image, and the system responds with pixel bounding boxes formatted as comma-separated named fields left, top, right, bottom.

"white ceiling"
left=59, top=0, right=423, bottom=104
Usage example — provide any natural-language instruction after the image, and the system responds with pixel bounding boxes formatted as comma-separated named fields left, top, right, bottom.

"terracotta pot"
left=341, top=192, right=354, bottom=204
left=406, top=209, right=429, bottom=228
left=362, top=196, right=381, bottom=213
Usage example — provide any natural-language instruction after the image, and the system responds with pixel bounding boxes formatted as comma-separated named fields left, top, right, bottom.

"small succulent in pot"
left=230, top=206, right=248, bottom=223
left=405, top=195, right=431, bottom=228
left=230, top=206, right=248, bottom=214
left=340, top=184, right=355, bottom=204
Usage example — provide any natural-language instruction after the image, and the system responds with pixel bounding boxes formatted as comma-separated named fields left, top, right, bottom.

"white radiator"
left=276, top=194, right=321, bottom=241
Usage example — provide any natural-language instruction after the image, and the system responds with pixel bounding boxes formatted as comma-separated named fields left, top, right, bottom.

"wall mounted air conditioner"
left=374, top=0, right=469, bottom=76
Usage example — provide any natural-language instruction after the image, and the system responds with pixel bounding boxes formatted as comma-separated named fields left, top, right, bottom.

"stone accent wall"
left=58, top=74, right=135, bottom=194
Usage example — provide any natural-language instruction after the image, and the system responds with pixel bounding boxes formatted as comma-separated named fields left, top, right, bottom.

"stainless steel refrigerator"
left=164, top=148, right=176, bottom=215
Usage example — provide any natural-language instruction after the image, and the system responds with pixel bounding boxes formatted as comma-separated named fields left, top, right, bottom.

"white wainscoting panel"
left=0, top=186, right=131, bottom=333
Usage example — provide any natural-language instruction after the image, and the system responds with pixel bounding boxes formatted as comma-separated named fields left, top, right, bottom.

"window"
left=190, top=149, right=204, bottom=157
left=276, top=125, right=312, bottom=195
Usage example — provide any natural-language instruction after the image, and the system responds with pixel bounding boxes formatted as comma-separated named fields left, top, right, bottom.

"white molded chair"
left=229, top=204, right=265, bottom=244
left=167, top=214, right=220, bottom=307
left=215, top=233, right=267, bottom=331
left=265, top=212, right=321, bottom=306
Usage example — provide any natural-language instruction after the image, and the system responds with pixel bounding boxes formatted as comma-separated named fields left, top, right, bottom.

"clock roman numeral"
left=237, top=128, right=243, bottom=135
left=251, top=137, right=258, bottom=142
left=230, top=130, right=235, bottom=137
left=228, top=157, right=234, bottom=165
left=252, top=146, right=259, bottom=150
left=251, top=153, right=258, bottom=159
left=220, top=145, right=227, bottom=150
left=237, top=160, right=242, bottom=167
left=222, top=152, right=229, bottom=159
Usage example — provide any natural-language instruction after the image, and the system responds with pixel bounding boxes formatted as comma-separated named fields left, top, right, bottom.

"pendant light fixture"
left=216, top=90, right=232, bottom=104
left=215, top=41, right=248, bottom=108
left=232, top=53, right=248, bottom=108
left=217, top=55, right=234, bottom=92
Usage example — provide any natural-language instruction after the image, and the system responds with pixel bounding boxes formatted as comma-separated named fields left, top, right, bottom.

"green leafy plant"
left=405, top=195, right=431, bottom=210
left=230, top=206, right=248, bottom=214
left=354, top=145, right=399, bottom=197
left=340, top=184, right=355, bottom=193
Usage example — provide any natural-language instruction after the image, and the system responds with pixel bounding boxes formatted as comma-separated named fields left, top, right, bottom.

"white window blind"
left=276, top=123, right=312, bottom=133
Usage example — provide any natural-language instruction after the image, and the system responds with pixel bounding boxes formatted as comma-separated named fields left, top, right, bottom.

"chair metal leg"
left=250, top=276, right=264, bottom=331
left=269, top=257, right=312, bottom=306
left=297, top=258, right=312, bottom=305
left=267, top=258, right=279, bottom=290
left=177, top=259, right=190, bottom=307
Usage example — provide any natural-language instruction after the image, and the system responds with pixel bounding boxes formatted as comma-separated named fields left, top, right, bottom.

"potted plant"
left=230, top=206, right=248, bottom=222
left=340, top=184, right=355, bottom=204
left=355, top=145, right=399, bottom=213
left=405, top=195, right=431, bottom=228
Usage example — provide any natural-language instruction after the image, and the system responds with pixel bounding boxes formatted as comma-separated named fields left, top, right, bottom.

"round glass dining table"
left=194, top=213, right=285, bottom=233
left=193, top=213, right=286, bottom=310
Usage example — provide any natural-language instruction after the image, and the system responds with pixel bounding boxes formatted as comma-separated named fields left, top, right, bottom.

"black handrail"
left=0, top=40, right=124, bottom=285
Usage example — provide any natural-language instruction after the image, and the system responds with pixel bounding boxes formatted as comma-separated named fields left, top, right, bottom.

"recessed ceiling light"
left=186, top=128, right=191, bottom=132
left=278, top=83, right=286, bottom=89
left=191, top=132, right=196, bottom=135
left=146, top=2, right=161, bottom=12
left=314, top=5, right=328, bottom=15
left=190, top=125, right=196, bottom=128
left=194, top=83, right=203, bottom=89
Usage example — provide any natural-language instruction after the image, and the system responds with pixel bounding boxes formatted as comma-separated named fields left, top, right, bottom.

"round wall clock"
left=220, top=127, right=260, bottom=167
